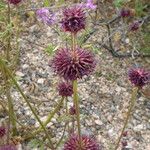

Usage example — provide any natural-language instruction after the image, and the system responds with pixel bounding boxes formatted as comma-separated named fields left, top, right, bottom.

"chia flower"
left=122, top=131, right=128, bottom=137
left=0, top=127, right=6, bottom=138
left=64, top=134, right=101, bottom=150
left=121, top=140, right=128, bottom=147
left=69, top=106, right=76, bottom=115
left=120, top=8, right=131, bottom=17
left=0, top=145, right=17, bottom=150
left=51, top=48, right=97, bottom=80
left=58, top=82, right=73, bottom=97
left=8, top=0, right=21, bottom=5
left=129, top=21, right=140, bottom=31
left=86, top=0, right=97, bottom=10
left=61, top=6, right=86, bottom=33
left=128, top=67, right=150, bottom=88
left=36, top=8, right=55, bottom=25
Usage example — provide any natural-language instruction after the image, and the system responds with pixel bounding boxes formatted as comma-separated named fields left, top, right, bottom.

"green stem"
left=0, top=59, right=54, bottom=149
left=25, top=97, right=64, bottom=140
left=2, top=67, right=17, bottom=137
left=31, top=97, right=64, bottom=137
left=65, top=97, right=70, bottom=133
left=44, top=97, right=64, bottom=126
left=0, top=100, right=52, bottom=149
left=73, top=80, right=82, bottom=149
left=6, top=86, right=17, bottom=136
left=71, top=33, right=76, bottom=52
left=6, top=3, right=11, bottom=61
left=114, top=87, right=138, bottom=150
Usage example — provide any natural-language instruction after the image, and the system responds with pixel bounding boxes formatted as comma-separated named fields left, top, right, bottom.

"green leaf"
left=0, top=1, right=5, bottom=9
left=44, top=0, right=50, bottom=7
left=57, top=0, right=65, bottom=5
left=135, top=0, right=145, bottom=17
left=44, top=44, right=59, bottom=55
left=113, top=0, right=126, bottom=8
left=78, top=29, right=93, bottom=46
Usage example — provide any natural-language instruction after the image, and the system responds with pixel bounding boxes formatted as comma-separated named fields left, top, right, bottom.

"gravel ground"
left=0, top=4, right=150, bottom=150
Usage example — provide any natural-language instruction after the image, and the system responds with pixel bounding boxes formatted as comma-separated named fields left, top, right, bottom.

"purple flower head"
left=0, top=145, right=17, bottom=150
left=8, top=0, right=21, bottom=5
left=128, top=67, right=150, bottom=88
left=64, top=134, right=101, bottom=150
left=129, top=21, right=140, bottom=31
left=69, top=106, right=76, bottom=115
left=58, top=82, right=73, bottom=97
left=86, top=0, right=97, bottom=10
left=120, top=8, right=131, bottom=17
left=121, top=140, right=128, bottom=147
left=61, top=6, right=86, bottom=33
left=0, top=126, right=6, bottom=138
left=51, top=48, right=97, bottom=80
left=36, top=8, right=55, bottom=25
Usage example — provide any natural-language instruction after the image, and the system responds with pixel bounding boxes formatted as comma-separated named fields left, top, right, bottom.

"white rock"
left=95, top=119, right=103, bottom=125
left=16, top=71, right=24, bottom=77
left=22, top=64, right=29, bottom=69
left=134, top=124, right=144, bottom=131
left=125, top=38, right=130, bottom=44
left=108, top=128, right=115, bottom=137
left=37, top=78, right=45, bottom=84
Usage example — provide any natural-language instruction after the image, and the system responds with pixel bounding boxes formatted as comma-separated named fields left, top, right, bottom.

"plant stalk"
left=6, top=3, right=11, bottom=61
left=0, top=59, right=55, bottom=149
left=114, top=87, right=138, bottom=150
left=71, top=33, right=76, bottom=52
left=73, top=80, right=82, bottom=149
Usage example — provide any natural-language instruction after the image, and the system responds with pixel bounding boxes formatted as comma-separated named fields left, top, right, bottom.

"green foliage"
left=28, top=139, right=44, bottom=150
left=83, top=43, right=100, bottom=54
left=57, top=0, right=65, bottom=5
left=45, top=44, right=59, bottom=55
left=135, top=0, right=145, bottom=16
left=44, top=0, right=51, bottom=7
left=78, top=29, right=94, bottom=46
left=141, top=32, right=150, bottom=53
left=0, top=1, right=5, bottom=9
left=113, top=0, right=126, bottom=8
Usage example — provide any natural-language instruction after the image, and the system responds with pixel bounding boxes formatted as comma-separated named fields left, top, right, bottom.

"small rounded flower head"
left=61, top=6, right=86, bottom=34
left=128, top=67, right=150, bottom=88
left=58, top=82, right=73, bottom=97
left=0, top=145, right=17, bottom=150
left=129, top=21, right=140, bottom=31
left=64, top=134, right=101, bottom=150
left=69, top=106, right=76, bottom=115
left=51, top=48, right=97, bottom=80
left=0, top=127, right=6, bottom=138
left=8, top=0, right=21, bottom=5
left=120, top=8, right=131, bottom=17
left=36, top=8, right=55, bottom=25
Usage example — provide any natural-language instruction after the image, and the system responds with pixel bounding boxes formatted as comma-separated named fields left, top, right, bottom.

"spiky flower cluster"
left=51, top=48, right=97, bottom=80
left=128, top=67, right=150, bottom=88
left=0, top=127, right=6, bottom=138
left=129, top=21, right=140, bottom=31
left=58, top=82, right=73, bottom=97
left=120, top=8, right=131, bottom=17
left=36, top=8, right=55, bottom=25
left=0, top=145, right=16, bottom=150
left=64, top=134, right=101, bottom=150
left=69, top=106, right=76, bottom=115
left=8, top=0, right=21, bottom=5
left=61, top=6, right=86, bottom=33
